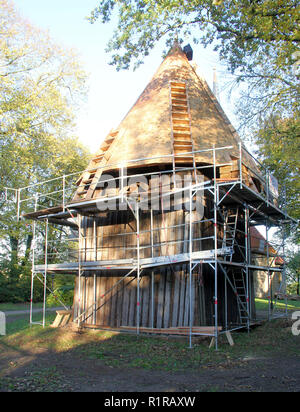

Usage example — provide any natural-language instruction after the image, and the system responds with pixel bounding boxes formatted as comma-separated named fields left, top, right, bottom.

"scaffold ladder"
left=232, top=269, right=249, bottom=325
left=169, top=80, right=198, bottom=186
left=222, top=207, right=239, bottom=262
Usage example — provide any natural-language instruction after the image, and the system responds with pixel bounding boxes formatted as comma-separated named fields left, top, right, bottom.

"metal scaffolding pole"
left=77, top=214, right=82, bottom=328
left=136, top=201, right=140, bottom=336
left=43, top=219, right=48, bottom=328
left=213, top=146, right=219, bottom=350
left=62, top=175, right=66, bottom=212
left=189, top=186, right=193, bottom=349
left=93, top=274, right=97, bottom=325
left=93, top=218, right=97, bottom=325
left=266, top=220, right=271, bottom=320
left=244, top=206, right=250, bottom=332
left=283, top=185, right=288, bottom=318
left=150, top=209, right=154, bottom=330
left=224, top=265, right=228, bottom=331
left=282, top=226, right=288, bottom=318
left=239, top=142, right=243, bottom=189
left=30, top=196, right=38, bottom=325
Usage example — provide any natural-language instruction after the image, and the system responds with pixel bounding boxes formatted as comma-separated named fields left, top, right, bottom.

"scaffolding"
left=4, top=144, right=295, bottom=349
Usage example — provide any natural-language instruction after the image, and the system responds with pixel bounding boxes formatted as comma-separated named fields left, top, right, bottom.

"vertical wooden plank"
left=139, top=211, right=146, bottom=260
left=116, top=275, right=124, bottom=328
left=128, top=277, right=137, bottom=326
left=156, top=270, right=165, bottom=329
left=97, top=222, right=104, bottom=262
left=100, top=215, right=107, bottom=262
left=138, top=275, right=144, bottom=326
left=95, top=274, right=100, bottom=325
left=103, top=275, right=112, bottom=326
left=193, top=272, right=199, bottom=326
left=91, top=275, right=96, bottom=325
left=81, top=275, right=86, bottom=322
left=163, top=268, right=172, bottom=328
left=86, top=218, right=91, bottom=261
left=98, top=276, right=106, bottom=325
left=89, top=275, right=95, bottom=325
left=152, top=270, right=160, bottom=328
left=199, top=265, right=206, bottom=325
left=167, top=210, right=177, bottom=326
left=84, top=276, right=90, bottom=325
left=121, top=277, right=130, bottom=326
left=109, top=276, right=118, bottom=327
left=171, top=266, right=180, bottom=326
left=73, top=276, right=78, bottom=321
left=177, top=268, right=185, bottom=326
left=153, top=211, right=160, bottom=257
left=115, top=277, right=123, bottom=328
left=191, top=270, right=195, bottom=327
left=141, top=275, right=150, bottom=327
left=101, top=211, right=115, bottom=326
left=101, top=276, right=108, bottom=325
left=146, top=211, right=152, bottom=259
left=183, top=270, right=190, bottom=326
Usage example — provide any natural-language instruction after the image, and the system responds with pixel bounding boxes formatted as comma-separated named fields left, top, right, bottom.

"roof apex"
left=166, top=41, right=186, bottom=58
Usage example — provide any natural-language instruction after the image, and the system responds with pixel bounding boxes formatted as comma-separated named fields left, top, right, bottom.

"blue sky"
left=14, top=0, right=237, bottom=152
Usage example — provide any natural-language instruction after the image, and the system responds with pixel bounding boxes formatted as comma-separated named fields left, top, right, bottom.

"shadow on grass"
left=0, top=315, right=299, bottom=392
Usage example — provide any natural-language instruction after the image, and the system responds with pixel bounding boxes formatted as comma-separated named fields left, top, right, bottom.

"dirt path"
left=1, top=317, right=299, bottom=392
left=0, top=344, right=299, bottom=392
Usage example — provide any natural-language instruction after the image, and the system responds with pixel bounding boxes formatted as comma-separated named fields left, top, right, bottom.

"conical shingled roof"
left=99, top=43, right=254, bottom=170
left=75, top=43, right=259, bottom=202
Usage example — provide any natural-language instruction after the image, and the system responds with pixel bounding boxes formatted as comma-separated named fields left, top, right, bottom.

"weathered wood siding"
left=73, top=264, right=251, bottom=328
left=72, top=172, right=256, bottom=328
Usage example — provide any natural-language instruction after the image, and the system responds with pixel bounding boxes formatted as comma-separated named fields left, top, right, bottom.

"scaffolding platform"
left=34, top=248, right=232, bottom=273
left=217, top=181, right=289, bottom=224
left=4, top=144, right=295, bottom=350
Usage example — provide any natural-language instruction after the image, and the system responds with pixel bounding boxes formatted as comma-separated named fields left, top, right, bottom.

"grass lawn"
left=3, top=312, right=57, bottom=335
left=0, top=302, right=61, bottom=312
left=255, top=298, right=300, bottom=312
left=1, top=313, right=299, bottom=372
left=0, top=313, right=299, bottom=392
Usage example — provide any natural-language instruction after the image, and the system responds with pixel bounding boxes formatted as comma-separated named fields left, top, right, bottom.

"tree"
left=0, top=0, right=90, bottom=302
left=88, top=1, right=299, bottom=124
left=254, top=115, right=300, bottom=221
left=287, top=250, right=300, bottom=295
left=89, top=1, right=299, bottom=68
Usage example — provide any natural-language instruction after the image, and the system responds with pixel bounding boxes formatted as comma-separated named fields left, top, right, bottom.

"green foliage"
left=0, top=0, right=89, bottom=190
left=287, top=282, right=299, bottom=295
left=0, top=0, right=90, bottom=303
left=89, top=1, right=299, bottom=69
left=254, top=114, right=300, bottom=221
left=287, top=250, right=300, bottom=294
left=46, top=275, right=74, bottom=308
left=89, top=1, right=299, bottom=125
left=0, top=262, right=44, bottom=303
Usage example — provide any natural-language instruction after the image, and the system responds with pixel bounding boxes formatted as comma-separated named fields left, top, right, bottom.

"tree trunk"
left=23, top=234, right=33, bottom=264
left=9, top=236, right=19, bottom=264
left=9, top=235, right=19, bottom=281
